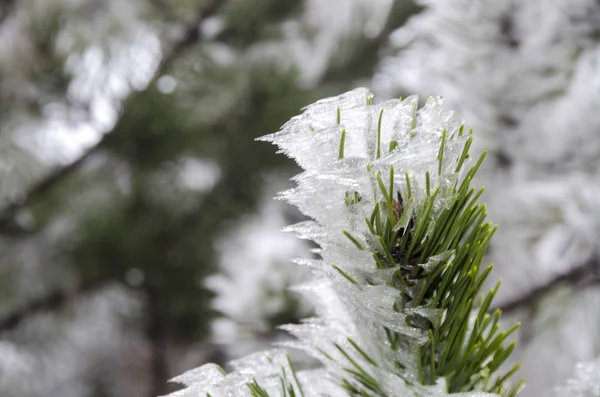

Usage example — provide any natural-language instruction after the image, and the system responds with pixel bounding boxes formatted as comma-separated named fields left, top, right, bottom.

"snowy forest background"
left=0, top=0, right=599, bottom=396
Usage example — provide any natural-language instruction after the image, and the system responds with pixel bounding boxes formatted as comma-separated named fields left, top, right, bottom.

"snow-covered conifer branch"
left=168, top=89, right=521, bottom=396
left=375, top=3, right=600, bottom=392
left=552, top=359, right=600, bottom=397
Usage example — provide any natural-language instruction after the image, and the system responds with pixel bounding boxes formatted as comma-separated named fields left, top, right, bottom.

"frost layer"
left=168, top=88, right=519, bottom=397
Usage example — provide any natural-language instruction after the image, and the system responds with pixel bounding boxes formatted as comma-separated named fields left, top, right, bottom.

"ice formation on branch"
left=168, top=89, right=521, bottom=396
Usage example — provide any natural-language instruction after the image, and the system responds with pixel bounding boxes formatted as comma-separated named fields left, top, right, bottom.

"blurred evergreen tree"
left=0, top=0, right=419, bottom=396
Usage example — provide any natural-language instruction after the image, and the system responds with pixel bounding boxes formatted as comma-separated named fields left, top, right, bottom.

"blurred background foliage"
left=3, top=1, right=596, bottom=396
left=0, top=1, right=420, bottom=396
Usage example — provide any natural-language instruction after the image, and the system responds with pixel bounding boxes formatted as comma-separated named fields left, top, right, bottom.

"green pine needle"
left=334, top=122, right=520, bottom=395
left=339, top=129, right=347, bottom=159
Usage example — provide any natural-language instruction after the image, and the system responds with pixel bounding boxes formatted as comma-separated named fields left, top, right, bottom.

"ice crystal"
left=168, top=89, right=520, bottom=396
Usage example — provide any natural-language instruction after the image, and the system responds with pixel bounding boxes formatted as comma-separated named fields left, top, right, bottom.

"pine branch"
left=0, top=147, right=99, bottom=236
left=157, top=0, right=227, bottom=76
left=170, top=89, right=523, bottom=396
left=495, top=256, right=600, bottom=313
left=0, top=188, right=216, bottom=334
left=0, top=0, right=228, bottom=236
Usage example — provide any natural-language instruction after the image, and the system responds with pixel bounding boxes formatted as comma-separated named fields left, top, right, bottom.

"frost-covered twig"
left=169, top=89, right=521, bottom=396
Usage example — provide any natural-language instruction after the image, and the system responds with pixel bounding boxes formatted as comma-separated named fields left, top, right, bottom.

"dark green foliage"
left=345, top=126, right=522, bottom=394
left=61, top=66, right=318, bottom=340
left=218, top=0, right=304, bottom=47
